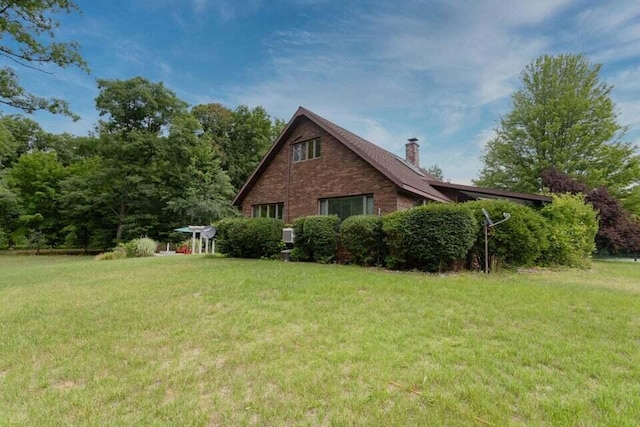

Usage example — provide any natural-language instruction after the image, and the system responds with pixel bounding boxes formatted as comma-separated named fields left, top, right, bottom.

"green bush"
left=465, top=200, right=550, bottom=268
left=125, top=237, right=158, bottom=257
left=382, top=204, right=477, bottom=272
left=291, top=215, right=340, bottom=263
left=95, top=245, right=127, bottom=261
left=340, top=215, right=385, bottom=266
left=290, top=217, right=309, bottom=262
left=216, top=217, right=284, bottom=258
left=540, top=193, right=598, bottom=267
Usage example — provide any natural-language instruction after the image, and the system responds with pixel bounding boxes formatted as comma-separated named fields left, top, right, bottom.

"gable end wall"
left=240, top=118, right=403, bottom=222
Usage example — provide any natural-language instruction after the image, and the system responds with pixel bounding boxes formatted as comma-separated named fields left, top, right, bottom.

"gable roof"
left=233, top=106, right=450, bottom=206
left=233, top=107, right=551, bottom=206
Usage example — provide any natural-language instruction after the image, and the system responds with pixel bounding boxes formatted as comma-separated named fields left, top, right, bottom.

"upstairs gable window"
left=293, top=138, right=321, bottom=163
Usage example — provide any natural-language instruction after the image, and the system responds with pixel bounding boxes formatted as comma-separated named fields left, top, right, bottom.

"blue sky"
left=6, top=0, right=640, bottom=183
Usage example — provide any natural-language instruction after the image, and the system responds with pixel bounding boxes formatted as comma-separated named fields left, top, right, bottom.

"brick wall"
left=240, top=117, right=401, bottom=223
left=396, top=194, right=417, bottom=211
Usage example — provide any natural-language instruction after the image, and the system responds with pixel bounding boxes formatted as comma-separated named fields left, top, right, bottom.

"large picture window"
left=292, top=138, right=321, bottom=163
left=319, top=194, right=373, bottom=221
left=252, top=202, right=284, bottom=220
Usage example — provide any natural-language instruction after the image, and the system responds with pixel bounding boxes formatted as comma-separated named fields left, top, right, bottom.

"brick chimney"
left=405, top=138, right=419, bottom=167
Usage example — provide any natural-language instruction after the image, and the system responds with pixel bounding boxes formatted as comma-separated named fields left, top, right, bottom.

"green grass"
left=1, top=255, right=639, bottom=426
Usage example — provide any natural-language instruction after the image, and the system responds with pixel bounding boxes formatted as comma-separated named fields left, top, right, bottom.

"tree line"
left=1, top=2, right=639, bottom=255
left=0, top=77, right=284, bottom=250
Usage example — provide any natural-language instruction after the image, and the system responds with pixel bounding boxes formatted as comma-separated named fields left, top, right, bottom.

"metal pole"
left=484, top=223, right=489, bottom=274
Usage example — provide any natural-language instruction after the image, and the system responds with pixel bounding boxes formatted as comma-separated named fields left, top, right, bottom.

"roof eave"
left=428, top=180, right=551, bottom=203
left=232, top=107, right=307, bottom=206
left=400, top=185, right=452, bottom=203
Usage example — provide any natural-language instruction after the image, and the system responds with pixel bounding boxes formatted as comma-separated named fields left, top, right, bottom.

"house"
left=232, top=107, right=550, bottom=222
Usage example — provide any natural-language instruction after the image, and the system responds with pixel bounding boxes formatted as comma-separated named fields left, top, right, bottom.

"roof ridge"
left=299, top=107, right=451, bottom=202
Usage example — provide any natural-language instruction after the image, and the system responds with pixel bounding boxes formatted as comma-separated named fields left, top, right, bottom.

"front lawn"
left=0, top=255, right=639, bottom=425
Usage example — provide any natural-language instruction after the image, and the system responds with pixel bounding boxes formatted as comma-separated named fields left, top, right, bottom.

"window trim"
left=251, top=202, right=284, bottom=220
left=318, top=194, right=374, bottom=220
left=292, top=138, right=321, bottom=163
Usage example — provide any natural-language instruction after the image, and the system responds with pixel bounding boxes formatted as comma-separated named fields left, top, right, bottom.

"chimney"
left=405, top=138, right=419, bottom=167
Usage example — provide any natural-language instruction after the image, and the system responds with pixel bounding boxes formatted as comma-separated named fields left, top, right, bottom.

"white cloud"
left=472, top=128, right=497, bottom=150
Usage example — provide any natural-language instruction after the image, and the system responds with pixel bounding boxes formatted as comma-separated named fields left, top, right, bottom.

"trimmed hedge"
left=382, top=204, right=477, bottom=272
left=291, top=215, right=340, bottom=263
left=340, top=215, right=385, bottom=266
left=540, top=193, right=598, bottom=267
left=216, top=217, right=284, bottom=258
left=465, top=200, right=550, bottom=268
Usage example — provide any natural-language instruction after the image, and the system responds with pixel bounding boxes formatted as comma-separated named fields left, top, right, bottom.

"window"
left=293, top=138, right=321, bottom=163
left=319, top=194, right=374, bottom=221
left=252, top=202, right=284, bottom=220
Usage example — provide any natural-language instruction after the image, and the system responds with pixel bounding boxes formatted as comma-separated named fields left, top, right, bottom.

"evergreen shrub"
left=340, top=215, right=385, bottom=266
left=291, top=215, right=339, bottom=263
left=465, top=200, right=550, bottom=268
left=382, top=204, right=477, bottom=272
left=216, top=217, right=284, bottom=258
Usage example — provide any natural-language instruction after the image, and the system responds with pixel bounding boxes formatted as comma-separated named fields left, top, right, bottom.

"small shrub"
left=290, top=217, right=309, bottom=262
left=95, top=245, right=127, bottom=261
left=540, top=193, right=598, bottom=267
left=216, top=217, right=284, bottom=258
left=340, top=215, right=385, bottom=266
left=465, top=200, right=550, bottom=268
left=382, top=204, right=477, bottom=272
left=291, top=215, right=340, bottom=263
left=127, top=237, right=158, bottom=257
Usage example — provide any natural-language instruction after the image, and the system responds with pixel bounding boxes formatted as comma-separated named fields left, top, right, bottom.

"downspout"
left=286, top=140, right=292, bottom=223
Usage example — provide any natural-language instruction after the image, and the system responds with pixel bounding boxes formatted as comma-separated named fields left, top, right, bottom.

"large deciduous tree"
left=90, top=77, right=236, bottom=242
left=0, top=1, right=88, bottom=117
left=192, top=103, right=285, bottom=190
left=94, top=77, right=188, bottom=241
left=476, top=54, right=640, bottom=204
left=6, top=151, right=68, bottom=246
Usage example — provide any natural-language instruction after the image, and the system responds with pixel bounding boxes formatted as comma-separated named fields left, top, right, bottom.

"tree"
left=85, top=78, right=238, bottom=243
left=0, top=1, right=87, bottom=117
left=94, top=77, right=189, bottom=241
left=426, top=164, right=444, bottom=180
left=476, top=54, right=640, bottom=202
left=193, top=103, right=283, bottom=190
left=59, top=157, right=116, bottom=250
left=0, top=177, right=20, bottom=247
left=0, top=115, right=43, bottom=168
left=96, top=77, right=187, bottom=134
left=6, top=151, right=68, bottom=246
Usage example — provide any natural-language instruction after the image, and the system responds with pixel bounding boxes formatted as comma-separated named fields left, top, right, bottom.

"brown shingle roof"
left=299, top=107, right=451, bottom=202
left=233, top=106, right=550, bottom=206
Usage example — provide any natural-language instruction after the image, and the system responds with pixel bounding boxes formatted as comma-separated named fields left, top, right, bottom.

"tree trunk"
left=116, top=197, right=127, bottom=242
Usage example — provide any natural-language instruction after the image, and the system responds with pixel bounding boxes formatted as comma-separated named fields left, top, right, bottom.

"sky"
left=5, top=0, right=640, bottom=184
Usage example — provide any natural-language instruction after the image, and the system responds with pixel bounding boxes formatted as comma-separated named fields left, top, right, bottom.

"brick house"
left=232, top=107, right=550, bottom=223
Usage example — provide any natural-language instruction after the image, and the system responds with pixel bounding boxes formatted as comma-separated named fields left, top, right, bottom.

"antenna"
left=482, top=209, right=511, bottom=274
left=482, top=208, right=494, bottom=226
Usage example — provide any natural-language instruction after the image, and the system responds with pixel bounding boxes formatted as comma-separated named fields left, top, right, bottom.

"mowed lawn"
left=1, top=255, right=639, bottom=426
